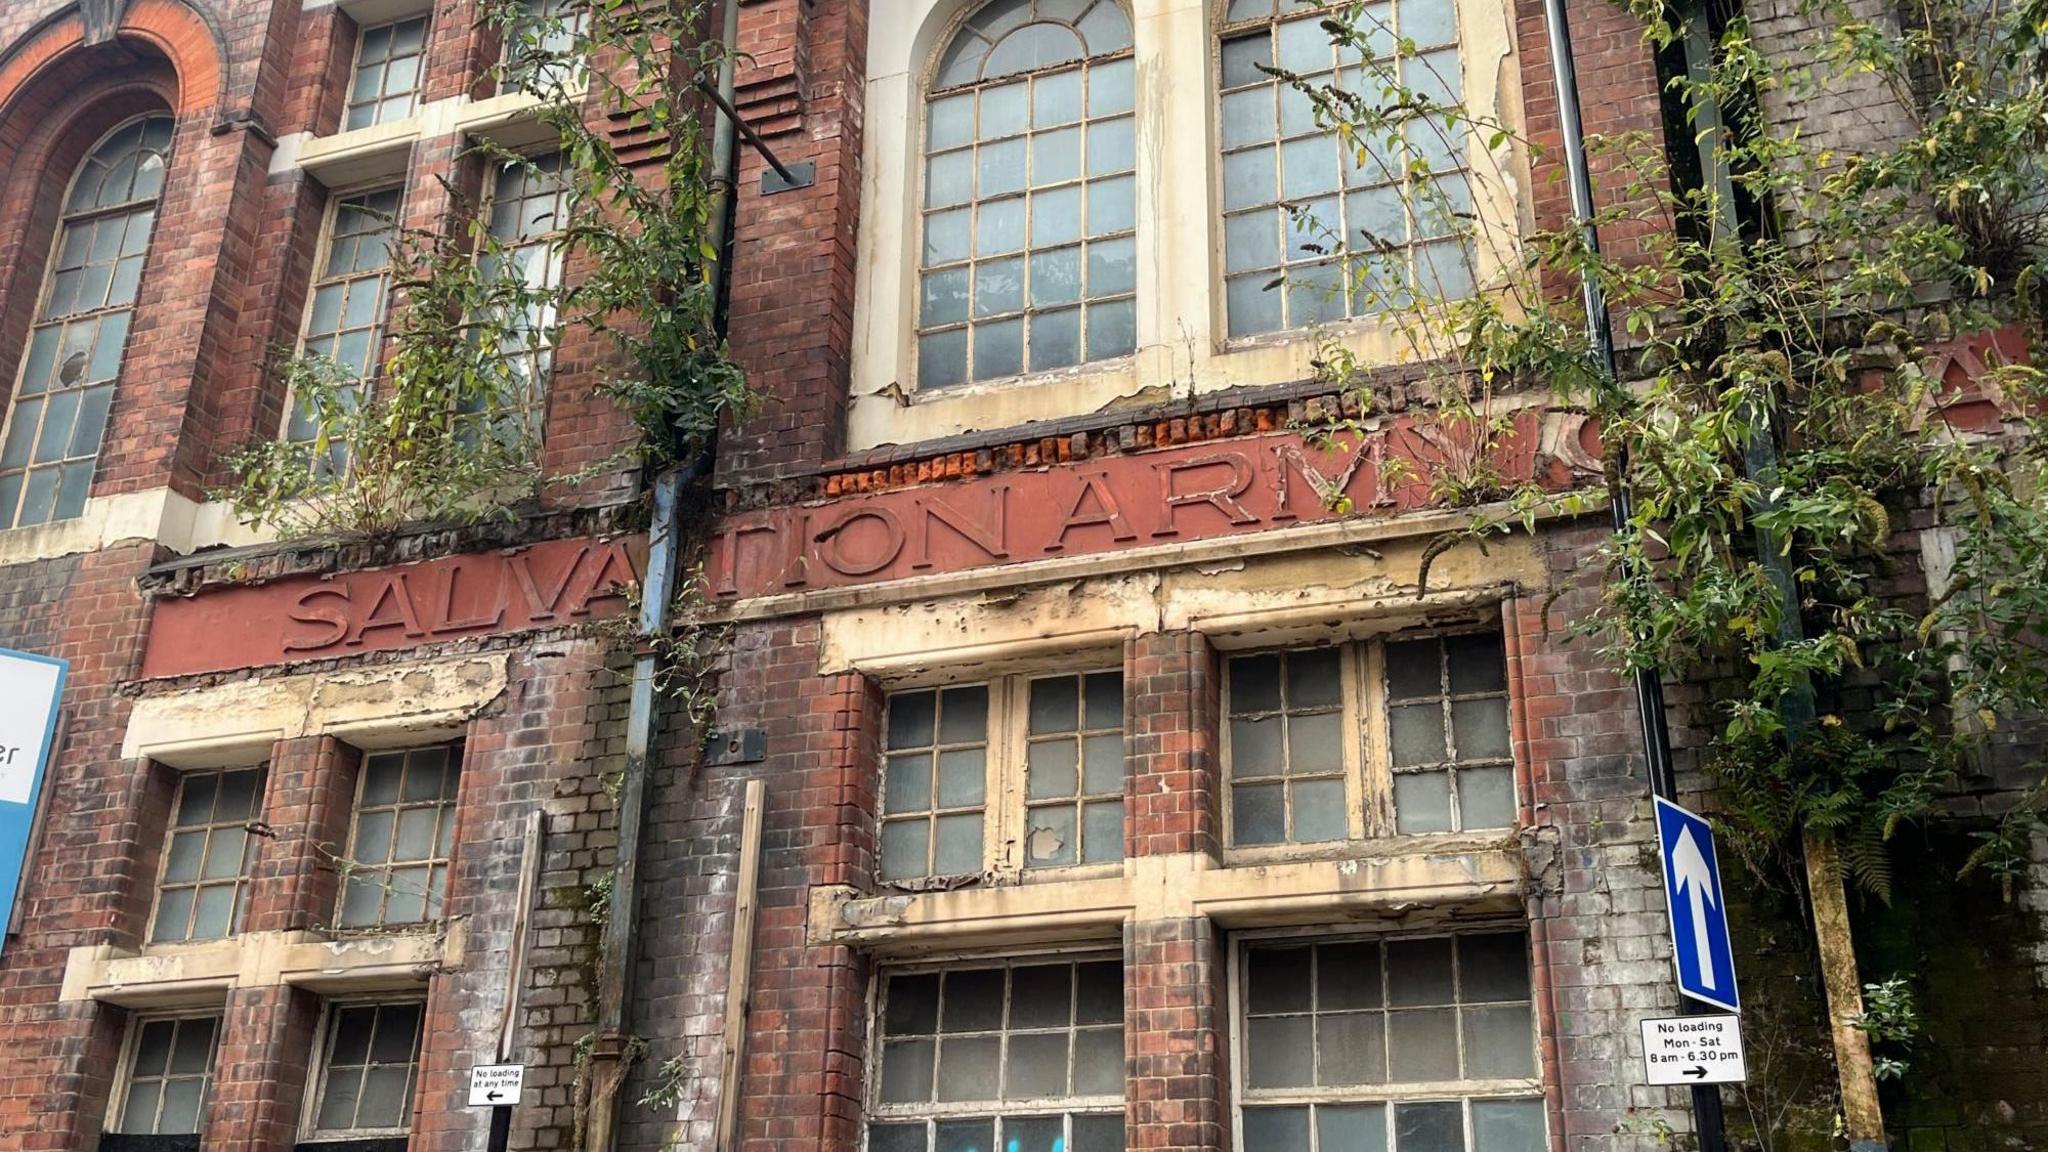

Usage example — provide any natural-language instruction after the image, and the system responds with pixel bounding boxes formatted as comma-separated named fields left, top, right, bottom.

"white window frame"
left=1226, top=925, right=1546, bottom=1152
left=342, top=15, right=432, bottom=132
left=148, top=765, right=267, bottom=945
left=301, top=997, right=428, bottom=1140
left=1219, top=626, right=1515, bottom=860
left=334, top=743, right=462, bottom=929
left=865, top=948, right=1127, bottom=1145
left=106, top=1012, right=223, bottom=1137
left=848, top=0, right=1526, bottom=452
left=282, top=183, right=405, bottom=451
left=879, top=664, right=1127, bottom=886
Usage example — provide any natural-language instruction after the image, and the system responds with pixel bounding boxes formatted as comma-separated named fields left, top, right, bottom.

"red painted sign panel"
left=708, top=411, right=1599, bottom=601
left=142, top=536, right=644, bottom=678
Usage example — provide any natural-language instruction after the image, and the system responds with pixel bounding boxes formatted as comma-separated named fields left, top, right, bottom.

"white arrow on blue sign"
left=1654, top=796, right=1739, bottom=1013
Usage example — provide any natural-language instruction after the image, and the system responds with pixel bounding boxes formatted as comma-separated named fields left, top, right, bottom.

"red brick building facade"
left=6, top=2, right=2033, bottom=1152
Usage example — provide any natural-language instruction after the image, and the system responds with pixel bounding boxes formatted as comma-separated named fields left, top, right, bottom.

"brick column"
left=1126, top=632, right=1221, bottom=859
left=1127, top=917, right=1229, bottom=1152
left=244, top=736, right=360, bottom=935
left=205, top=984, right=322, bottom=1152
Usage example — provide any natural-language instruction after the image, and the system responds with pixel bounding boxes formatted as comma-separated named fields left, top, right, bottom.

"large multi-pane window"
left=1217, top=0, right=1473, bottom=335
left=151, top=767, right=265, bottom=944
left=287, top=188, right=400, bottom=456
left=309, top=1001, right=424, bottom=1136
left=113, top=1016, right=219, bottom=1136
left=1223, top=630, right=1513, bottom=848
left=917, top=0, right=1137, bottom=389
left=869, top=957, right=1125, bottom=1152
left=0, top=115, right=171, bottom=529
left=338, top=745, right=460, bottom=928
left=344, top=17, right=429, bottom=131
left=881, top=671, right=1126, bottom=883
left=1235, top=931, right=1544, bottom=1152
left=477, top=153, right=571, bottom=435
left=502, top=0, right=587, bottom=93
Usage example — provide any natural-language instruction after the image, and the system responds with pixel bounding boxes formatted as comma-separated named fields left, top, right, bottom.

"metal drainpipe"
left=584, top=2, right=745, bottom=1149
left=1537, top=0, right=1730, bottom=1148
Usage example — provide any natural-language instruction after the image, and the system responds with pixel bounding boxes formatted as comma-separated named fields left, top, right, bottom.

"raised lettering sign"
left=142, top=536, right=646, bottom=678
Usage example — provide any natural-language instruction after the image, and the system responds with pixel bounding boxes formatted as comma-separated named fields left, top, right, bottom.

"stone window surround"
left=1224, top=924, right=1547, bottom=1152
left=55, top=655, right=505, bottom=1009
left=879, top=662, right=1129, bottom=887
left=851, top=0, right=1523, bottom=451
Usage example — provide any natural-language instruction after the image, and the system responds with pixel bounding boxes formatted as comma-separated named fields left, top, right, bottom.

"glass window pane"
left=1393, top=772, right=1452, bottom=834
left=933, top=812, right=984, bottom=874
left=361, top=755, right=404, bottom=803
left=973, top=317, right=1025, bottom=379
left=1028, top=677, right=1079, bottom=735
left=978, top=197, right=1027, bottom=257
left=171, top=1019, right=217, bottom=1072
left=1032, top=248, right=1083, bottom=307
left=1076, top=961, right=1121, bottom=1024
left=1233, top=782, right=1285, bottom=845
left=1320, top=942, right=1384, bottom=1009
left=1034, top=127, right=1084, bottom=185
left=1248, top=946, right=1312, bottom=1013
left=879, top=1037, right=935, bottom=1102
left=339, top=873, right=384, bottom=926
left=1006, top=1115, right=1065, bottom=1152
left=881, top=820, right=930, bottom=880
left=1387, top=1010, right=1459, bottom=1083
left=1088, top=58, right=1134, bottom=116
left=981, top=81, right=1029, bottom=138
left=1385, top=640, right=1441, bottom=698
left=1321, top=1104, right=1389, bottom=1152
left=382, top=866, right=428, bottom=923
left=945, top=967, right=1007, bottom=1031
left=1024, top=803, right=1077, bottom=867
left=870, top=1124, right=927, bottom=1152
left=1242, top=1106, right=1311, bottom=1152
left=1462, top=1003, right=1535, bottom=1078
left=940, top=686, right=989, bottom=743
left=1084, top=672, right=1123, bottom=728
left=930, top=94, right=975, bottom=150
left=191, top=883, right=235, bottom=938
left=1086, top=118, right=1134, bottom=176
left=1083, top=800, right=1123, bottom=863
left=315, top=1068, right=362, bottom=1131
left=1471, top=1100, right=1546, bottom=1152
left=935, top=1034, right=1001, bottom=1102
left=1224, top=147, right=1277, bottom=212
left=1030, top=307, right=1082, bottom=369
left=937, top=1120, right=996, bottom=1152
left=979, top=139, right=1028, bottom=198
left=1388, top=938, right=1456, bottom=1005
left=151, top=887, right=194, bottom=942
left=1458, top=767, right=1515, bottom=829
left=928, top=151, right=974, bottom=208
left=1032, top=186, right=1083, bottom=248
left=163, top=830, right=205, bottom=883
left=1446, top=634, right=1507, bottom=693
left=936, top=747, right=987, bottom=807
left=134, top=1020, right=176, bottom=1075
left=1459, top=933, right=1531, bottom=1002
left=1004, top=1031, right=1069, bottom=1098
left=1390, top=704, right=1446, bottom=766
left=356, top=1063, right=410, bottom=1128
left=890, top=692, right=938, bottom=750
left=887, top=973, right=941, bottom=1035
left=1086, top=176, right=1135, bottom=235
left=1087, top=237, right=1135, bottom=297
left=1318, top=1011, right=1387, bottom=1085
left=1034, top=70, right=1082, bottom=127
left=1287, top=712, right=1344, bottom=774
left=926, top=209, right=972, bottom=266
left=1073, top=1026, right=1122, bottom=1094
left=1008, top=964, right=1072, bottom=1029
left=1082, top=735, right=1123, bottom=793
left=887, top=753, right=934, bottom=815
left=1084, top=298, right=1134, bottom=360
left=156, top=1078, right=203, bottom=1133
left=1393, top=1102, right=1463, bottom=1152
left=1231, top=717, right=1282, bottom=779
left=1452, top=698, right=1511, bottom=761
left=1028, top=739, right=1079, bottom=799
left=1247, top=1016, right=1313, bottom=1087
left=120, top=1080, right=162, bottom=1134
left=1291, top=778, right=1346, bottom=842
left=920, top=329, right=969, bottom=389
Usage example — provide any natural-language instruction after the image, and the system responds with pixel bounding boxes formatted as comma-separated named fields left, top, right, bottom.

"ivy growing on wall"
left=220, top=0, right=748, bottom=538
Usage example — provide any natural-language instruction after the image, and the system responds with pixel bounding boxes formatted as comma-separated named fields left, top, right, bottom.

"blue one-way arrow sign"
left=1654, top=796, right=1739, bottom=1013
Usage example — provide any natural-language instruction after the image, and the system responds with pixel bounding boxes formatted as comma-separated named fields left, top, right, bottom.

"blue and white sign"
left=1654, top=796, right=1739, bottom=1013
left=0, top=649, right=66, bottom=940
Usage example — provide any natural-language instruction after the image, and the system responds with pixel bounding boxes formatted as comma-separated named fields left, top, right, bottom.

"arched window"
left=1217, top=0, right=1472, bottom=335
left=0, top=114, right=171, bottom=529
left=917, top=0, right=1135, bottom=389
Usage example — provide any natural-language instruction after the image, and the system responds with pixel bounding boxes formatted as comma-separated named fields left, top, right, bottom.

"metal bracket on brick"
left=761, top=160, right=816, bottom=194
left=705, top=727, right=767, bottom=766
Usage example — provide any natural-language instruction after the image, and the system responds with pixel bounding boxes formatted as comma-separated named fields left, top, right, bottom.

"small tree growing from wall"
left=220, top=0, right=748, bottom=539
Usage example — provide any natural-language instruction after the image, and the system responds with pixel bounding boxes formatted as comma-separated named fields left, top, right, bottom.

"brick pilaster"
left=244, top=736, right=359, bottom=935
left=1127, top=917, right=1228, bottom=1152
left=1126, top=632, right=1221, bottom=859
left=205, top=984, right=321, bottom=1152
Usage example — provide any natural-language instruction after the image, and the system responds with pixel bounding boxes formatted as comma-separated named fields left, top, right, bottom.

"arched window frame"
left=848, top=0, right=1526, bottom=452
left=913, top=0, right=1139, bottom=391
left=0, top=112, right=173, bottom=530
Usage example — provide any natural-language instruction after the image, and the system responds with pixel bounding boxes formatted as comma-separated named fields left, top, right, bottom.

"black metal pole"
left=489, top=1104, right=512, bottom=1152
left=1535, top=2, right=1730, bottom=1148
